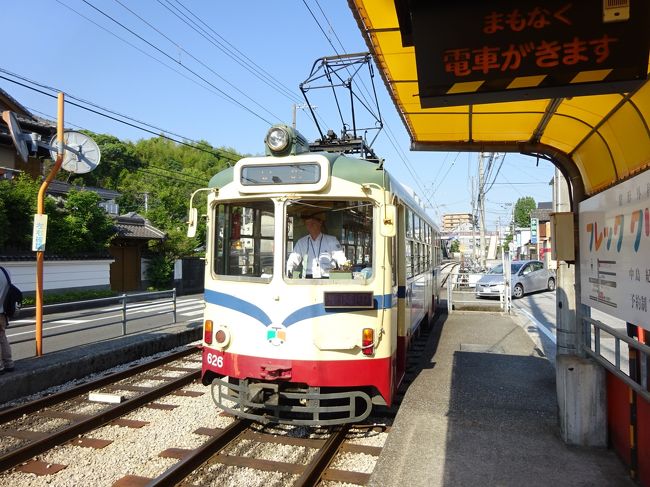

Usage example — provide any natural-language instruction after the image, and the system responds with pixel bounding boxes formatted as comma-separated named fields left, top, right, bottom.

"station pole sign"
left=530, top=217, right=538, bottom=244
left=408, top=0, right=650, bottom=107
left=579, top=169, right=650, bottom=331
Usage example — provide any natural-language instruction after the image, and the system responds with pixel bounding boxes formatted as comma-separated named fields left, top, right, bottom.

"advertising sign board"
left=579, top=170, right=650, bottom=331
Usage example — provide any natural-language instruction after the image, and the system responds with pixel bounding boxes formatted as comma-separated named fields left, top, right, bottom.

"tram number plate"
left=206, top=352, right=224, bottom=369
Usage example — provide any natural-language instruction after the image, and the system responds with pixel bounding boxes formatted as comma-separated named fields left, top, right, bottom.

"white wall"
left=0, top=259, right=113, bottom=292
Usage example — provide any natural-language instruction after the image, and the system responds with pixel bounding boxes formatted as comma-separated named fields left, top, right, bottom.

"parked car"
left=475, top=260, right=556, bottom=299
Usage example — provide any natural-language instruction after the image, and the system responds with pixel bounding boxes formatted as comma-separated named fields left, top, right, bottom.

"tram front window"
left=285, top=200, right=373, bottom=280
left=213, top=201, right=274, bottom=278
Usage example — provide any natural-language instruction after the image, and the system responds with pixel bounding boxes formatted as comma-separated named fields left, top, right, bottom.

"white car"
left=475, top=260, right=556, bottom=299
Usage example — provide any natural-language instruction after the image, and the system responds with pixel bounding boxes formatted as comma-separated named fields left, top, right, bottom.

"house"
left=1, top=88, right=167, bottom=293
left=0, top=87, right=55, bottom=179
left=110, top=212, right=166, bottom=292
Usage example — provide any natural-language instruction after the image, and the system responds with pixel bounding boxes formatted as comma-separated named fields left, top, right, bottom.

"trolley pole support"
left=35, top=93, right=64, bottom=356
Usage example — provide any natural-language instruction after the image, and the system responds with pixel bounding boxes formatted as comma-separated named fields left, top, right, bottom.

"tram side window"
left=213, top=201, right=275, bottom=278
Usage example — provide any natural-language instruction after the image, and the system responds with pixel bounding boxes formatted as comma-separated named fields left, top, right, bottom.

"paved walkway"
left=370, top=310, right=633, bottom=487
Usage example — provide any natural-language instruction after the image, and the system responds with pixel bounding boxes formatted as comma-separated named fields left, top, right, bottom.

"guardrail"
left=9, top=289, right=178, bottom=349
left=584, top=317, right=649, bottom=402
left=447, top=272, right=506, bottom=313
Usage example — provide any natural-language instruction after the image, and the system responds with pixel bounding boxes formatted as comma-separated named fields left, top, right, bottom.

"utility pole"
left=292, top=103, right=313, bottom=129
left=478, top=153, right=486, bottom=270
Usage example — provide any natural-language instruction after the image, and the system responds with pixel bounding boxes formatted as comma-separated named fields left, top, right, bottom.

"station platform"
left=0, top=322, right=201, bottom=406
left=0, top=309, right=635, bottom=485
left=370, top=309, right=633, bottom=486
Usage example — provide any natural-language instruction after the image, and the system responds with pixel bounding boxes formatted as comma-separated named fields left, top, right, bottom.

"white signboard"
left=32, top=214, right=48, bottom=251
left=530, top=218, right=538, bottom=244
left=579, top=170, right=650, bottom=331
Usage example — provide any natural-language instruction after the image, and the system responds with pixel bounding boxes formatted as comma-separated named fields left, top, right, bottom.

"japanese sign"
left=530, top=218, right=538, bottom=244
left=409, top=1, right=649, bottom=107
left=32, top=214, right=48, bottom=252
left=579, top=170, right=650, bottom=331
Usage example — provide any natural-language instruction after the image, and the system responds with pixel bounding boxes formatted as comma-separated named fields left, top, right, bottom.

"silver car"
left=475, top=260, right=556, bottom=299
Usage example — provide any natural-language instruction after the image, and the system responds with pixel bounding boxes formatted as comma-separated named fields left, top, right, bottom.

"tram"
left=189, top=124, right=442, bottom=425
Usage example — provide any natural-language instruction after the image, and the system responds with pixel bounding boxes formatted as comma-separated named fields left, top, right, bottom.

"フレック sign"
left=408, top=1, right=649, bottom=107
left=579, top=170, right=650, bottom=331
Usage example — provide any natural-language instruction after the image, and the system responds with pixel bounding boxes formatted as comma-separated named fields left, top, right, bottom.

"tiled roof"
left=113, top=212, right=166, bottom=240
left=47, top=180, right=121, bottom=200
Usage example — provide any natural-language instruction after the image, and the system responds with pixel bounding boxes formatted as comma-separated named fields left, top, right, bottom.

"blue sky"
left=1, top=0, right=556, bottom=230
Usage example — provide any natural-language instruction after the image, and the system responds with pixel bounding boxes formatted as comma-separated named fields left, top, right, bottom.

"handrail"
left=584, top=316, right=650, bottom=402
left=9, top=289, right=182, bottom=353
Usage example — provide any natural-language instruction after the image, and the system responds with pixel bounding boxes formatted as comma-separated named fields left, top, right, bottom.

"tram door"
left=394, top=202, right=408, bottom=389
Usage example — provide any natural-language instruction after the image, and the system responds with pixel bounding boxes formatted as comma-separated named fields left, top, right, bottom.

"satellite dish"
left=2, top=111, right=29, bottom=163
left=49, top=131, right=101, bottom=174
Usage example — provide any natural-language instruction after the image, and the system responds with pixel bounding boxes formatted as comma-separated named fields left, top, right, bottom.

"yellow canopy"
left=349, top=0, right=650, bottom=199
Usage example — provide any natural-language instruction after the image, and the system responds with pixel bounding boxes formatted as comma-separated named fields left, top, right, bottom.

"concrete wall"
left=0, top=259, right=113, bottom=295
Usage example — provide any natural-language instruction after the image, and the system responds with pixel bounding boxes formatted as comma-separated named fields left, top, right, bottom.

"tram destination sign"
left=579, top=170, right=650, bottom=332
left=408, top=0, right=650, bottom=107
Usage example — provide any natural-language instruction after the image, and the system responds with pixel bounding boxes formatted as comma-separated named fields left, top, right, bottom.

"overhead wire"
left=164, top=0, right=303, bottom=104
left=0, top=71, right=240, bottom=164
left=26, top=106, right=210, bottom=187
left=78, top=0, right=274, bottom=126
left=52, top=0, right=238, bottom=108
left=111, top=0, right=282, bottom=123
left=303, top=0, right=453, bottom=213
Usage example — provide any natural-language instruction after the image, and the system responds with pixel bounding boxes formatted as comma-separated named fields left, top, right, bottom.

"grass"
left=23, top=289, right=119, bottom=307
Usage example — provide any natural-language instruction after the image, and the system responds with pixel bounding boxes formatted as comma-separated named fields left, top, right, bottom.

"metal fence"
left=446, top=272, right=510, bottom=313
left=9, top=289, right=178, bottom=348
left=584, top=317, right=650, bottom=402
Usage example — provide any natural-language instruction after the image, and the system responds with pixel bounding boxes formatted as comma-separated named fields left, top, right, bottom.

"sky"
left=1, top=0, right=556, bottom=231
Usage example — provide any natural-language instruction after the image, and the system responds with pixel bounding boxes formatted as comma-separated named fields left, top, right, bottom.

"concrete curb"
left=0, top=323, right=202, bottom=405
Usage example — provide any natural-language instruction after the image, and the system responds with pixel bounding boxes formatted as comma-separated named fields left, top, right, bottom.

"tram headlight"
left=266, top=126, right=290, bottom=153
left=213, top=324, right=231, bottom=350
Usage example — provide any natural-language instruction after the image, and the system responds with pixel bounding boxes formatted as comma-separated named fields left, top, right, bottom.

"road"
left=512, top=290, right=629, bottom=371
left=7, top=294, right=204, bottom=360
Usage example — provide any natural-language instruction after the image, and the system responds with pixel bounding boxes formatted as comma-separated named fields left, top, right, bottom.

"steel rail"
left=294, top=424, right=351, bottom=487
left=144, top=418, right=252, bottom=487
left=0, top=368, right=200, bottom=472
left=0, top=346, right=200, bottom=423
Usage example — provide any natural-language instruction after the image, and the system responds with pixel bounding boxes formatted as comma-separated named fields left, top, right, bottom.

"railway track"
left=113, top=420, right=387, bottom=486
left=0, top=346, right=202, bottom=473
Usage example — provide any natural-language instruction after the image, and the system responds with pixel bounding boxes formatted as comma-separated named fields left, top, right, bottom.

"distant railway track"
left=0, top=346, right=201, bottom=473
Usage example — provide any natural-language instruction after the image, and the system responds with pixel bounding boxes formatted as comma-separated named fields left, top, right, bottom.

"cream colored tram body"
left=197, top=125, right=442, bottom=425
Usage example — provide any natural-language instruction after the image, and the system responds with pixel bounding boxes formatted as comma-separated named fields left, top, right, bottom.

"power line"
left=164, top=0, right=303, bottom=104
left=0, top=70, right=241, bottom=164
left=111, top=0, right=282, bottom=122
left=78, top=0, right=274, bottom=125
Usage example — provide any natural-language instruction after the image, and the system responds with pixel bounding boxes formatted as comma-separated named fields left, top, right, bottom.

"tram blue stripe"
left=204, top=289, right=272, bottom=326
left=282, top=293, right=393, bottom=327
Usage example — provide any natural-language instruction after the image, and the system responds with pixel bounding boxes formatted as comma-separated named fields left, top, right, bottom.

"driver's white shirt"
left=286, top=233, right=347, bottom=278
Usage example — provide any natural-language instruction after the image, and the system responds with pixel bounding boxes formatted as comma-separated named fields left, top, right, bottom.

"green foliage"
left=449, top=239, right=460, bottom=253
left=2, top=132, right=234, bottom=260
left=514, top=196, right=536, bottom=228
left=0, top=174, right=40, bottom=251
left=145, top=252, right=175, bottom=290
left=23, top=288, right=118, bottom=306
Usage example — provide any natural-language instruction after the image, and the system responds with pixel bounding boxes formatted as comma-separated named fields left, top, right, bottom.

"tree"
left=0, top=175, right=40, bottom=252
left=46, top=190, right=116, bottom=255
left=449, top=239, right=460, bottom=253
left=514, top=196, right=536, bottom=228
